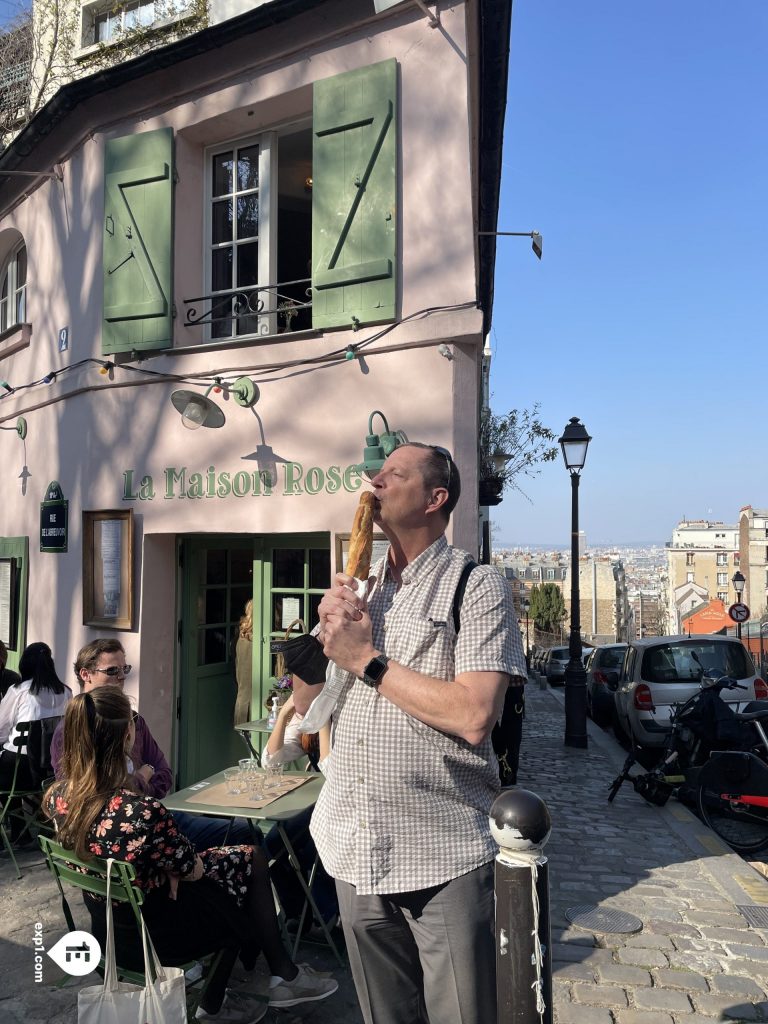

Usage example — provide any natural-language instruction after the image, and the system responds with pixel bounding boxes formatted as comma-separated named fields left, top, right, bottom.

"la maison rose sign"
left=122, top=462, right=364, bottom=501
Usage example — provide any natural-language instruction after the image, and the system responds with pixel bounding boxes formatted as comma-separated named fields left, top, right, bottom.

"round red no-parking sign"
left=728, top=602, right=750, bottom=623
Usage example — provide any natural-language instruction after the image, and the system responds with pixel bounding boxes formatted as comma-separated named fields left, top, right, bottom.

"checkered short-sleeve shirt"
left=310, top=535, right=527, bottom=894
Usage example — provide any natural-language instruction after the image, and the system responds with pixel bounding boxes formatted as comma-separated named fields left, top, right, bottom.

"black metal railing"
left=183, top=278, right=312, bottom=338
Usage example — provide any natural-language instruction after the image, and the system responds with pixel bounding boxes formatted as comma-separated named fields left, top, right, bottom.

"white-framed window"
left=717, top=572, right=728, bottom=586
left=95, top=0, right=155, bottom=41
left=531, top=568, right=540, bottom=579
left=0, top=241, right=26, bottom=333
left=717, top=591, right=728, bottom=603
left=546, top=568, right=555, bottom=580
left=716, top=553, right=727, bottom=566
left=686, top=552, right=695, bottom=566
left=686, top=572, right=695, bottom=583
left=203, top=124, right=312, bottom=342
left=80, top=0, right=194, bottom=49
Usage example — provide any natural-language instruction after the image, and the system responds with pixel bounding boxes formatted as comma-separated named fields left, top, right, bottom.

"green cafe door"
left=177, top=534, right=330, bottom=787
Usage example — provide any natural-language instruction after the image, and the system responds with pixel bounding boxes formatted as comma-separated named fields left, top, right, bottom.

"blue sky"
left=489, top=2, right=768, bottom=548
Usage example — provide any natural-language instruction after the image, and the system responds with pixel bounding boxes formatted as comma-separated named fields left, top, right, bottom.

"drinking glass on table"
left=264, top=763, right=284, bottom=789
left=247, top=772, right=265, bottom=802
left=224, top=767, right=244, bottom=795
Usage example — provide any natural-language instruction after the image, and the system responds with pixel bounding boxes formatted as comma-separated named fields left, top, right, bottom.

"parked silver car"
left=585, top=643, right=628, bottom=726
left=608, top=635, right=767, bottom=748
left=544, top=646, right=570, bottom=685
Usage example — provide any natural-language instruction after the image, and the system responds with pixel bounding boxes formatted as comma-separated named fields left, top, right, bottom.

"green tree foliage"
left=479, top=402, right=558, bottom=499
left=529, top=582, right=566, bottom=635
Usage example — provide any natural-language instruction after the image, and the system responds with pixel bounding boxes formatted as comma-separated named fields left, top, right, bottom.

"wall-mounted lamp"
left=0, top=416, right=27, bottom=440
left=478, top=229, right=543, bottom=260
left=359, top=410, right=409, bottom=477
left=170, top=376, right=259, bottom=430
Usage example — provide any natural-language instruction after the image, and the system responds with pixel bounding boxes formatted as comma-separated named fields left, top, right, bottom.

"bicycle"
left=696, top=703, right=768, bottom=853
left=607, top=671, right=753, bottom=807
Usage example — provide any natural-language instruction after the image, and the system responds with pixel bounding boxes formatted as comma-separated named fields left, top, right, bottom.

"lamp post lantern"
left=558, top=417, right=592, bottom=749
left=732, top=570, right=746, bottom=640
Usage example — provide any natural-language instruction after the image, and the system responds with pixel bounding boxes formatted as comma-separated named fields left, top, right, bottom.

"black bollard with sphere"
left=490, top=788, right=553, bottom=1024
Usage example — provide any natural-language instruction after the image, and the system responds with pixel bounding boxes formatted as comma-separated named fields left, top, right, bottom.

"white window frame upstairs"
left=0, top=241, right=26, bottom=334
left=203, top=132, right=277, bottom=344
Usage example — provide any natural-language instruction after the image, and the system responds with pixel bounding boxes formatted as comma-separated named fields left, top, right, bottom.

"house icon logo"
left=47, top=931, right=101, bottom=976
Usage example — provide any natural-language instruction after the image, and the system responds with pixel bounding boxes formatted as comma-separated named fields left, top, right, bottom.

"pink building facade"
left=0, top=0, right=511, bottom=783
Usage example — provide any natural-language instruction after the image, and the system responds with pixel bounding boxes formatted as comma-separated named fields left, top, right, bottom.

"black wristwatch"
left=362, top=654, right=390, bottom=687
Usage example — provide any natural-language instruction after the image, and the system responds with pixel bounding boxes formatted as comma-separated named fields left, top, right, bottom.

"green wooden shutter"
left=102, top=127, right=174, bottom=354
left=312, top=60, right=397, bottom=330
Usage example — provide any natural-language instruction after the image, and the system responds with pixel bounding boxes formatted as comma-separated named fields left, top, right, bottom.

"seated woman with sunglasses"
left=50, top=638, right=254, bottom=852
left=45, top=688, right=338, bottom=1024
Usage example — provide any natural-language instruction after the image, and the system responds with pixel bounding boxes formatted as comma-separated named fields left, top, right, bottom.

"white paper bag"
left=77, top=859, right=188, bottom=1024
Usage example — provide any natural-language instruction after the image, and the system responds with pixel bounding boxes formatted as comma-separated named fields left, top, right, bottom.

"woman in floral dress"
left=45, top=688, right=336, bottom=1024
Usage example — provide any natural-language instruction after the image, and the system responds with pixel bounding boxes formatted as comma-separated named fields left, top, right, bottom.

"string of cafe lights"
left=0, top=301, right=476, bottom=408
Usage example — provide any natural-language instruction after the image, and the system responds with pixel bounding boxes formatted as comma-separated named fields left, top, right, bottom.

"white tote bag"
left=77, top=858, right=188, bottom=1024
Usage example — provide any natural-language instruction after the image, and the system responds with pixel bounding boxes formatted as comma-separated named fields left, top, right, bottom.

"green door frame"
left=177, top=533, right=330, bottom=786
left=253, top=533, right=330, bottom=724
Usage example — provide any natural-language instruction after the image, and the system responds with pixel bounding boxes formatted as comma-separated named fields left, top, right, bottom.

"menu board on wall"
left=0, top=558, right=16, bottom=647
left=83, top=510, right=134, bottom=630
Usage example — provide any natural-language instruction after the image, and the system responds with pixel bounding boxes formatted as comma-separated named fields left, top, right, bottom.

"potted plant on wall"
left=479, top=404, right=559, bottom=506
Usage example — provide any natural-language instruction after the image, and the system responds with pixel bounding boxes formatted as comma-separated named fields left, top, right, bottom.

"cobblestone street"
left=521, top=682, right=768, bottom=1023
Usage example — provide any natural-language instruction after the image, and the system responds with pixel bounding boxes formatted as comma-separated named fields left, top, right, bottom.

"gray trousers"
left=336, top=862, right=496, bottom=1024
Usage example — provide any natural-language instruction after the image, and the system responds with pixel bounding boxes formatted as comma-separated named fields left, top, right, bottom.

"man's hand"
left=319, top=573, right=377, bottom=677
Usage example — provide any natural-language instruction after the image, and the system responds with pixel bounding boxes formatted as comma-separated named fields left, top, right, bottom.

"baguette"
left=345, top=492, right=375, bottom=580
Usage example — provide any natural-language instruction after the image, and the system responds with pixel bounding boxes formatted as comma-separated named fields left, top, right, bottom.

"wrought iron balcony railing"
left=183, top=278, right=312, bottom=339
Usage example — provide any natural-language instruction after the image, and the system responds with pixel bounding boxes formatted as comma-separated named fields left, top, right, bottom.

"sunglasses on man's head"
left=430, top=445, right=453, bottom=490
left=91, top=665, right=132, bottom=678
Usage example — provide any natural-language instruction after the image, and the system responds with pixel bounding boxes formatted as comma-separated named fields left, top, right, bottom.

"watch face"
left=365, top=656, right=389, bottom=684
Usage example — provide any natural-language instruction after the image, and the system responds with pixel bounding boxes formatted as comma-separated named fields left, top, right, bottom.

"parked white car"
left=608, top=635, right=767, bottom=748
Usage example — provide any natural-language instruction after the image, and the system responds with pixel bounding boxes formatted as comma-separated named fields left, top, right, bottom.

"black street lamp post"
left=559, top=417, right=592, bottom=749
left=522, top=595, right=531, bottom=673
left=732, top=570, right=746, bottom=640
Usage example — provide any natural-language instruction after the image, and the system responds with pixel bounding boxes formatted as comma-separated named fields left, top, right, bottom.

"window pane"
left=124, top=2, right=139, bottom=29
left=273, top=549, right=303, bottom=588
left=15, top=286, right=25, bottom=324
left=212, top=200, right=233, bottom=244
left=205, top=549, right=227, bottom=584
left=237, top=145, right=259, bottom=191
left=212, top=152, right=233, bottom=197
left=308, top=549, right=330, bottom=589
left=138, top=0, right=154, bottom=25
left=231, top=586, right=251, bottom=623
left=237, top=195, right=258, bottom=240
left=308, top=594, right=322, bottom=631
left=204, top=588, right=226, bottom=625
left=0, top=297, right=7, bottom=333
left=231, top=548, right=252, bottom=584
left=199, top=627, right=227, bottom=666
left=212, top=247, right=233, bottom=292
left=236, top=242, right=258, bottom=287
left=15, top=247, right=26, bottom=286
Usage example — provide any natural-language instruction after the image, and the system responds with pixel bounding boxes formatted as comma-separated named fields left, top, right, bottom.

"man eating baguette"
left=293, top=441, right=527, bottom=1024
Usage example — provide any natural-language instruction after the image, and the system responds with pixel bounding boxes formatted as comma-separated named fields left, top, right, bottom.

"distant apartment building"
left=500, top=552, right=629, bottom=644
left=665, top=520, right=739, bottom=633
left=739, top=507, right=768, bottom=620
left=629, top=592, right=665, bottom=638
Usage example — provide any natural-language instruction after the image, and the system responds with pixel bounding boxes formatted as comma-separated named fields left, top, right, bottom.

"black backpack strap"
left=452, top=560, right=478, bottom=634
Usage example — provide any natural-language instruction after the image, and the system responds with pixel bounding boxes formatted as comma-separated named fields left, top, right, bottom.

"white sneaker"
left=268, top=963, right=338, bottom=1007
left=195, top=990, right=268, bottom=1023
